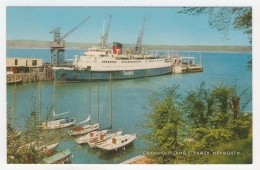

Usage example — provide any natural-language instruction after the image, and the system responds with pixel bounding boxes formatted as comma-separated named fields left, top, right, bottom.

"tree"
left=183, top=82, right=214, bottom=128
left=178, top=7, right=252, bottom=44
left=142, top=83, right=252, bottom=164
left=7, top=97, right=45, bottom=164
left=211, top=85, right=236, bottom=128
left=143, top=86, right=185, bottom=163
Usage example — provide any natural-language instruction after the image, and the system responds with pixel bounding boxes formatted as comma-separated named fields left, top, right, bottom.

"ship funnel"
left=113, top=42, right=123, bottom=55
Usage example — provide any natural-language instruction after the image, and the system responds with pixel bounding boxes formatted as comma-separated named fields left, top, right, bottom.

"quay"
left=120, top=155, right=151, bottom=164
left=171, top=56, right=203, bottom=74
left=6, top=58, right=53, bottom=84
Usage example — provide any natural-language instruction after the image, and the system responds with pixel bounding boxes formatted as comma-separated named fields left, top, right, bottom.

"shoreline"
left=6, top=40, right=252, bottom=53
left=7, top=47, right=252, bottom=54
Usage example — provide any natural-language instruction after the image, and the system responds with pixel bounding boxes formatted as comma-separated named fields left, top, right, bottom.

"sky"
left=6, top=7, right=251, bottom=46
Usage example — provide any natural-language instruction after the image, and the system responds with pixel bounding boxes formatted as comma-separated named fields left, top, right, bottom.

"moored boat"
left=42, top=117, right=76, bottom=130
left=37, top=142, right=60, bottom=155
left=54, top=54, right=173, bottom=82
left=75, top=129, right=108, bottom=144
left=53, top=16, right=173, bottom=83
left=68, top=123, right=99, bottom=136
left=43, top=149, right=73, bottom=164
left=87, top=130, right=123, bottom=148
left=97, top=133, right=136, bottom=152
left=7, top=78, right=23, bottom=84
left=18, top=141, right=60, bottom=155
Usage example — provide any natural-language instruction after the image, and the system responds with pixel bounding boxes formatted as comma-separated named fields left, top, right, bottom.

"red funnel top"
left=113, top=42, right=123, bottom=54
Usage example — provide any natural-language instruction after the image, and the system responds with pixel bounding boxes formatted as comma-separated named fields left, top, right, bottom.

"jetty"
left=6, top=58, right=53, bottom=83
left=120, top=155, right=151, bottom=164
left=171, top=55, right=203, bottom=73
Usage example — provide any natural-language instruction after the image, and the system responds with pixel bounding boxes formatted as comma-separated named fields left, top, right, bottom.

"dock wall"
left=6, top=66, right=53, bottom=83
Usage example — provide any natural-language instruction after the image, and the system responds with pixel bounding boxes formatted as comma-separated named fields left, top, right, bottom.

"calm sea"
left=6, top=48, right=252, bottom=164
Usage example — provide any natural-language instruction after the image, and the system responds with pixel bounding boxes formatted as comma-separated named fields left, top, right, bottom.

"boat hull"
left=54, top=66, right=172, bottom=82
left=98, top=134, right=136, bottom=153
left=42, top=118, right=76, bottom=130
left=68, top=123, right=99, bottom=136
left=99, top=139, right=135, bottom=153
left=43, top=149, right=73, bottom=164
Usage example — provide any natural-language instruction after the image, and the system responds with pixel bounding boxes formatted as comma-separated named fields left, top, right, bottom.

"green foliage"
left=7, top=97, right=45, bottom=164
left=183, top=82, right=214, bottom=128
left=143, top=85, right=185, bottom=163
left=207, top=138, right=252, bottom=164
left=178, top=7, right=252, bottom=44
left=188, top=128, right=233, bottom=152
left=143, top=83, right=252, bottom=164
left=233, top=8, right=252, bottom=43
left=227, top=114, right=252, bottom=139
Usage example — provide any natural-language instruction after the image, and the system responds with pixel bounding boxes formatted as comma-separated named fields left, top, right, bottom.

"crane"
left=100, top=15, right=112, bottom=49
left=135, top=18, right=146, bottom=55
left=49, top=16, right=90, bottom=67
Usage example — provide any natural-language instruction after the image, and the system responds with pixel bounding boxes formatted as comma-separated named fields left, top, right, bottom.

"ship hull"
left=54, top=66, right=172, bottom=82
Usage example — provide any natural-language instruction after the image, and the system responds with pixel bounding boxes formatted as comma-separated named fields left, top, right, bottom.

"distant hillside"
left=7, top=40, right=252, bottom=52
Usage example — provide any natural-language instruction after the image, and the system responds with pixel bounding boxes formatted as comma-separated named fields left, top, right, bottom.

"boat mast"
left=200, top=53, right=202, bottom=66
left=88, top=71, right=91, bottom=123
left=52, top=69, right=56, bottom=120
left=11, top=74, right=17, bottom=129
left=97, top=82, right=100, bottom=123
left=38, top=78, right=42, bottom=122
left=45, top=107, right=49, bottom=154
left=110, top=73, right=112, bottom=129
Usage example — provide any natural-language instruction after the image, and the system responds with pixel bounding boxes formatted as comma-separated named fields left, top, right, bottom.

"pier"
left=120, top=155, right=151, bottom=164
left=6, top=67, right=53, bottom=83
left=171, top=56, right=203, bottom=74
left=6, top=57, right=53, bottom=84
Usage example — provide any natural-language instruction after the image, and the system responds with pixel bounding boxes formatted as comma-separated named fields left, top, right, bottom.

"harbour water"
left=6, top=48, right=252, bottom=164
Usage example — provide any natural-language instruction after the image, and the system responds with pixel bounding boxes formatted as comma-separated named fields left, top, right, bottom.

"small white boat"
left=43, top=149, right=73, bottom=164
left=37, top=142, right=60, bottom=155
left=75, top=129, right=108, bottom=144
left=68, top=123, right=99, bottom=136
left=97, top=133, right=136, bottom=152
left=42, top=71, right=76, bottom=130
left=42, top=117, right=76, bottom=130
left=87, top=130, right=123, bottom=148
left=7, top=78, right=23, bottom=84
left=19, top=141, right=60, bottom=155
left=7, top=131, right=22, bottom=140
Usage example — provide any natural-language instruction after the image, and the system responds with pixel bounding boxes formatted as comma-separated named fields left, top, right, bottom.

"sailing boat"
left=75, top=129, right=108, bottom=144
left=87, top=73, right=123, bottom=148
left=87, top=130, right=123, bottom=148
left=43, top=149, right=73, bottom=164
left=20, top=140, right=60, bottom=156
left=96, top=73, right=137, bottom=152
left=42, top=70, right=76, bottom=130
left=39, top=107, right=60, bottom=155
left=26, top=81, right=60, bottom=155
left=75, top=73, right=117, bottom=145
left=68, top=72, right=99, bottom=136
